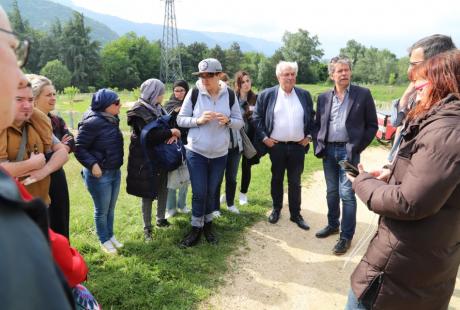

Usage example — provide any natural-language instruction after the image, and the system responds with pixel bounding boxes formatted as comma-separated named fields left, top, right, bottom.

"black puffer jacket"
left=126, top=102, right=172, bottom=199
left=75, top=110, right=124, bottom=170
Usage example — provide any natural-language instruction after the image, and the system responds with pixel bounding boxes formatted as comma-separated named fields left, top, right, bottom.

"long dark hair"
left=234, top=71, right=256, bottom=102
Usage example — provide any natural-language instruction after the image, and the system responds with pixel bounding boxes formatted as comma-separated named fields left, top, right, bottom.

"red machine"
left=376, top=111, right=397, bottom=145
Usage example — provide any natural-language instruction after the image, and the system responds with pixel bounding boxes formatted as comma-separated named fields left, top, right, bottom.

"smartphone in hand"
left=338, top=160, right=359, bottom=177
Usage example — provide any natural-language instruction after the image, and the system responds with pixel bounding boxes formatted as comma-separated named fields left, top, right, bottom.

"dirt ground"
left=200, top=146, right=460, bottom=310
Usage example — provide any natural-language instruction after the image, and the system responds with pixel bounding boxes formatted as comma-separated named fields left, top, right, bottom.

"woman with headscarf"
left=75, top=88, right=124, bottom=254
left=126, top=78, right=181, bottom=241
left=164, top=80, right=191, bottom=218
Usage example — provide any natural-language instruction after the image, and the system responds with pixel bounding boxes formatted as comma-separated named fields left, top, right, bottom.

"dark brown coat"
left=352, top=95, right=460, bottom=310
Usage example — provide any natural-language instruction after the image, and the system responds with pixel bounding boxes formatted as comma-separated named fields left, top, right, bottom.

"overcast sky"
left=71, top=0, right=459, bottom=57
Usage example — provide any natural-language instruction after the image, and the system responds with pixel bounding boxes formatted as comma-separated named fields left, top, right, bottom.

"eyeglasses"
left=414, top=81, right=430, bottom=92
left=113, top=99, right=121, bottom=106
left=174, top=89, right=186, bottom=93
left=0, top=28, right=30, bottom=68
left=199, top=73, right=217, bottom=79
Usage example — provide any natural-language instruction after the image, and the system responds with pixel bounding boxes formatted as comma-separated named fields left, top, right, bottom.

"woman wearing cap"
left=177, top=58, right=244, bottom=248
left=164, top=80, right=191, bottom=218
left=126, top=79, right=181, bottom=242
left=27, top=74, right=74, bottom=238
left=75, top=89, right=124, bottom=254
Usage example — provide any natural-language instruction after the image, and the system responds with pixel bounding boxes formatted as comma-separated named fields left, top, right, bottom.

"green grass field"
left=60, top=83, right=397, bottom=309
left=67, top=143, right=322, bottom=309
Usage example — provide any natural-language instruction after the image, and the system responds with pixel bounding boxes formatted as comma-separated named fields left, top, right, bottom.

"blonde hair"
left=26, top=74, right=53, bottom=98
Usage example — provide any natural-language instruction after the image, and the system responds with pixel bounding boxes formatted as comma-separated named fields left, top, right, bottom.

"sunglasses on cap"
left=199, top=72, right=217, bottom=79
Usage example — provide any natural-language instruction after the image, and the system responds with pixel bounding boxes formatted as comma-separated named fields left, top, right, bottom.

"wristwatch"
left=226, top=119, right=232, bottom=126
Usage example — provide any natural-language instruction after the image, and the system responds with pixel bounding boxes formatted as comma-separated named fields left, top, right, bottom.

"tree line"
left=9, top=3, right=409, bottom=92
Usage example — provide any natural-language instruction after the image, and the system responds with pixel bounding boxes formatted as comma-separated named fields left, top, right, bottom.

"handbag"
left=240, top=128, right=257, bottom=159
left=167, top=161, right=190, bottom=189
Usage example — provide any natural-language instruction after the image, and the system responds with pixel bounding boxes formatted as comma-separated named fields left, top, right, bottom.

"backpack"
left=140, top=114, right=186, bottom=172
left=190, top=87, right=236, bottom=111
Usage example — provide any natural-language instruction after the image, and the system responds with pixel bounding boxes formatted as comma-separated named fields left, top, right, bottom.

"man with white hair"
left=252, top=61, right=314, bottom=230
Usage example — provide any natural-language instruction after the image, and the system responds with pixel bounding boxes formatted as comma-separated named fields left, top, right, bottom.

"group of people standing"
left=0, top=5, right=459, bottom=307
left=74, top=58, right=261, bottom=252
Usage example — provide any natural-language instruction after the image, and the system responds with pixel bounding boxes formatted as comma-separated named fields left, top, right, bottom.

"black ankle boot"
left=203, top=221, right=218, bottom=245
left=179, top=226, right=202, bottom=248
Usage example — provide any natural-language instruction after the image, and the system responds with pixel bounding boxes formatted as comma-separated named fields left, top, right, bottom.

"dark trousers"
left=268, top=143, right=305, bottom=216
left=240, top=156, right=251, bottom=194
left=48, top=168, right=70, bottom=238
left=215, top=147, right=242, bottom=209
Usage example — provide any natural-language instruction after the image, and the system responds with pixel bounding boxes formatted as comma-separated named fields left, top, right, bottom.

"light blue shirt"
left=327, top=86, right=350, bottom=143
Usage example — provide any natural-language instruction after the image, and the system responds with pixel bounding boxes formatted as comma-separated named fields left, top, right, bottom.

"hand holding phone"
left=338, top=160, right=359, bottom=177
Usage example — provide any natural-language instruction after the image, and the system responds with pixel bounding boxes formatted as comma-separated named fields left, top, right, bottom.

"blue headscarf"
left=91, top=89, right=119, bottom=112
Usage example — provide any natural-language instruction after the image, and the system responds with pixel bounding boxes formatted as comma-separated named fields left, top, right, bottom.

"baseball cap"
left=192, top=58, right=223, bottom=75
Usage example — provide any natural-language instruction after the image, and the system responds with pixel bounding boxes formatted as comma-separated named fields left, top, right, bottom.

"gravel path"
left=200, top=146, right=460, bottom=310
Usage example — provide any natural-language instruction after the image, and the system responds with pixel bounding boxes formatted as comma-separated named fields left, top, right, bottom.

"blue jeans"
left=186, top=150, right=227, bottom=227
left=345, top=288, right=367, bottom=310
left=166, top=185, right=188, bottom=210
left=216, top=147, right=242, bottom=209
left=322, top=144, right=358, bottom=240
left=82, top=168, right=121, bottom=243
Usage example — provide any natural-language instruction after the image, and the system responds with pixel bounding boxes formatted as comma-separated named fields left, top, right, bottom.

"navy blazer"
left=313, top=84, right=378, bottom=165
left=252, top=85, right=315, bottom=156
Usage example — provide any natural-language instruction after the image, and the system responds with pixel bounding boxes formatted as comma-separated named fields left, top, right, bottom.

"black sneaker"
left=144, top=229, right=153, bottom=242
left=333, top=238, right=351, bottom=255
left=156, top=219, right=171, bottom=227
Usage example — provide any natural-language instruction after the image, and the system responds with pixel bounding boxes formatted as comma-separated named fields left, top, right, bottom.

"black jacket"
left=75, top=110, right=124, bottom=170
left=126, top=102, right=172, bottom=199
left=165, top=95, right=188, bottom=143
left=252, top=85, right=314, bottom=156
left=313, top=84, right=378, bottom=165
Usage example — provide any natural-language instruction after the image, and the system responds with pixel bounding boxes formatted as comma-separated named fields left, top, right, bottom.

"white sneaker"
left=110, top=236, right=123, bottom=249
left=178, top=206, right=191, bottom=214
left=212, top=210, right=222, bottom=218
left=101, top=240, right=117, bottom=254
left=227, top=205, right=240, bottom=214
left=219, top=194, right=226, bottom=204
left=166, top=208, right=177, bottom=219
left=239, top=192, right=248, bottom=205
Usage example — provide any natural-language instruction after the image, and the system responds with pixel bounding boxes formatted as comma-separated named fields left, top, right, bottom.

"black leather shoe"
left=315, top=226, right=339, bottom=238
left=156, top=219, right=171, bottom=227
left=333, top=238, right=351, bottom=255
left=203, top=221, right=218, bottom=245
left=268, top=209, right=281, bottom=224
left=290, top=215, right=310, bottom=230
left=179, top=226, right=202, bottom=248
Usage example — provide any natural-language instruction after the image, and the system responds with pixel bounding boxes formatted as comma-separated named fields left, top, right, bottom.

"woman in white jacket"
left=177, top=58, right=243, bottom=248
